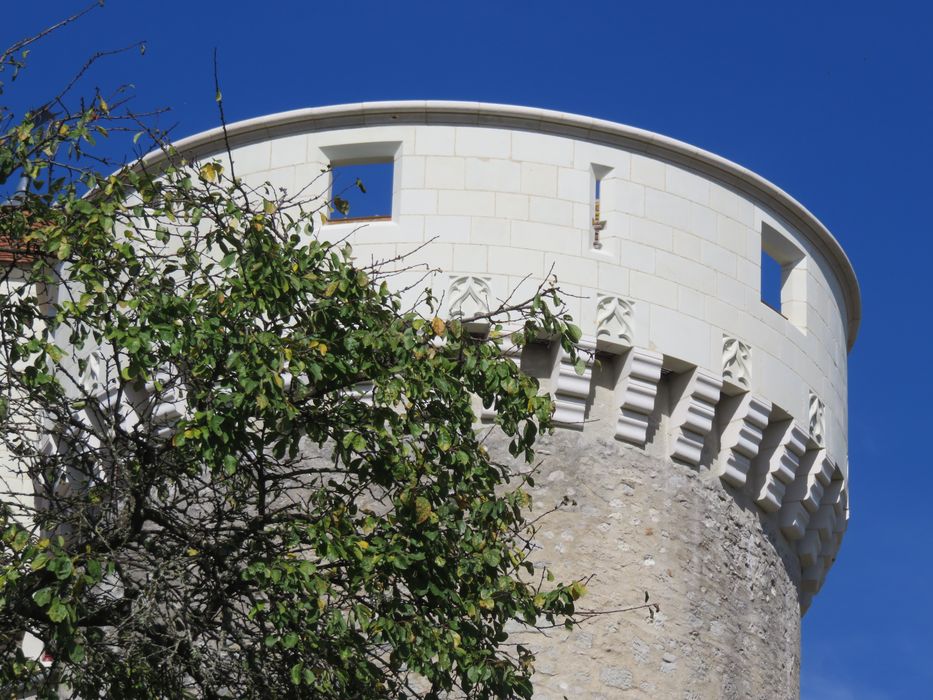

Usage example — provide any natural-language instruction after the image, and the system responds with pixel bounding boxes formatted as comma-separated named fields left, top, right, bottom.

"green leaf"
left=68, top=641, right=86, bottom=663
left=436, top=428, right=451, bottom=452
left=54, top=557, right=74, bottom=581
left=290, top=662, right=303, bottom=685
left=32, top=587, right=52, bottom=607
left=414, top=497, right=432, bottom=524
left=566, top=323, right=582, bottom=343
left=86, top=559, right=102, bottom=581
left=47, top=599, right=68, bottom=623
left=342, top=432, right=360, bottom=450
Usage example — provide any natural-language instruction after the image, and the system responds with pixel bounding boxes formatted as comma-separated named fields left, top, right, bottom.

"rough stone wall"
left=491, top=422, right=802, bottom=699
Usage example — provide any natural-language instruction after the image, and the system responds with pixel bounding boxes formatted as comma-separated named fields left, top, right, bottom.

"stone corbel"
left=779, top=450, right=834, bottom=540
left=614, top=348, right=663, bottom=446
left=800, top=476, right=844, bottom=594
left=800, top=559, right=825, bottom=595
left=669, top=368, right=723, bottom=465
left=79, top=349, right=120, bottom=405
left=753, top=419, right=808, bottom=513
left=37, top=430, right=58, bottom=458
left=714, top=393, right=772, bottom=488
left=819, top=477, right=846, bottom=564
left=144, top=370, right=184, bottom=441
left=552, top=339, right=596, bottom=429
left=480, top=335, right=523, bottom=422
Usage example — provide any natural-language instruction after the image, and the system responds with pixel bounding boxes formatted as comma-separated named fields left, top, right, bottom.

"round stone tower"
left=170, top=102, right=860, bottom=699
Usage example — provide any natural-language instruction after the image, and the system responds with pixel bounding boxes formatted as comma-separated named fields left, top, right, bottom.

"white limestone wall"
left=211, top=116, right=853, bottom=477
left=155, top=102, right=860, bottom=610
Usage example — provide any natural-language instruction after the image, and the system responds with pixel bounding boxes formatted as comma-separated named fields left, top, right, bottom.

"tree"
left=0, top=15, right=588, bottom=699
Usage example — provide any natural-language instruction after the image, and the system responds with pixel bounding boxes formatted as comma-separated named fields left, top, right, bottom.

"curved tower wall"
left=167, top=102, right=860, bottom=698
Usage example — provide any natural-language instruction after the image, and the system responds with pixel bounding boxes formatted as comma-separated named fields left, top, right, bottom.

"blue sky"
left=4, top=2, right=932, bottom=697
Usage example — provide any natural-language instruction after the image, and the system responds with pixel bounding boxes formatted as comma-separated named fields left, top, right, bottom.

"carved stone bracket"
left=79, top=349, right=119, bottom=403
left=779, top=450, right=834, bottom=540
left=800, top=474, right=845, bottom=594
left=722, top=335, right=751, bottom=392
left=753, top=420, right=808, bottom=513
left=595, top=294, right=634, bottom=353
left=715, top=393, right=772, bottom=488
left=614, top=348, right=663, bottom=446
left=553, top=341, right=596, bottom=429
left=669, top=368, right=723, bottom=465
left=142, top=369, right=186, bottom=442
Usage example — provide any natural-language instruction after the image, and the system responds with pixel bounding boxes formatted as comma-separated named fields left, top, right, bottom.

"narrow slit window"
left=761, top=249, right=783, bottom=312
left=328, top=160, right=393, bottom=222
left=591, top=165, right=611, bottom=250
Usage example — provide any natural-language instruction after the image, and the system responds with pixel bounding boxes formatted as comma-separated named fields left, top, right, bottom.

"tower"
left=142, top=103, right=862, bottom=697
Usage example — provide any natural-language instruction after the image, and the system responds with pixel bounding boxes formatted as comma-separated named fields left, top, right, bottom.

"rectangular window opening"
left=760, top=249, right=784, bottom=313
left=760, top=221, right=808, bottom=331
left=328, top=160, right=393, bottom=222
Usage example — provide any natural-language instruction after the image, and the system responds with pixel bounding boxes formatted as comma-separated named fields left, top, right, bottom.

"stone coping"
left=146, top=101, right=861, bottom=350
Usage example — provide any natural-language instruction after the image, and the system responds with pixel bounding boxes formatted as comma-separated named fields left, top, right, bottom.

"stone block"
left=512, top=130, right=573, bottom=165
left=465, top=158, right=522, bottom=193
left=521, top=162, right=558, bottom=197
left=455, top=127, right=510, bottom=158
left=438, top=190, right=495, bottom=217
left=424, top=156, right=466, bottom=190
left=665, top=165, right=709, bottom=205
